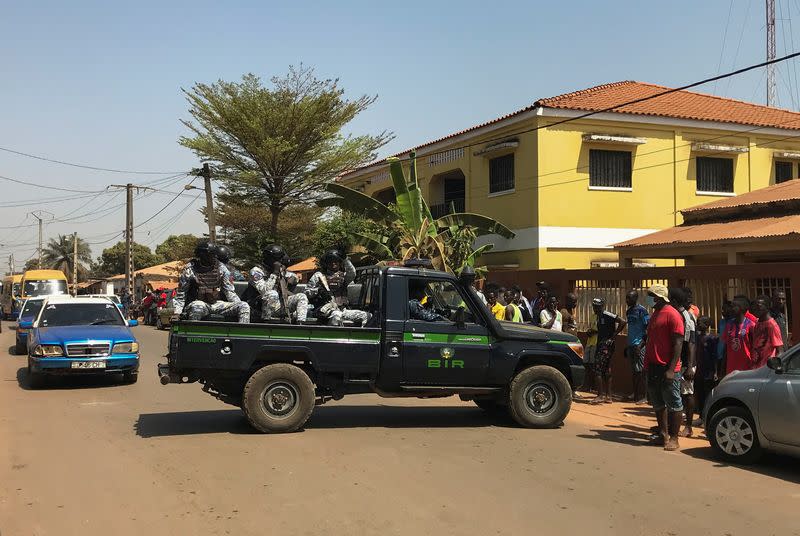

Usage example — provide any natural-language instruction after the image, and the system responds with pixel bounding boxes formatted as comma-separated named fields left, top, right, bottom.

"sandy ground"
left=1, top=324, right=798, bottom=536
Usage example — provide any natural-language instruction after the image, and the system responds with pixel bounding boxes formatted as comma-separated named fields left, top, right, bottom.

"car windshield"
left=20, top=300, right=44, bottom=318
left=39, top=302, right=125, bottom=327
left=24, top=279, right=68, bottom=297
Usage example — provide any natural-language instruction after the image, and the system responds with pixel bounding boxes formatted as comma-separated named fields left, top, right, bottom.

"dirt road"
left=1, top=325, right=798, bottom=536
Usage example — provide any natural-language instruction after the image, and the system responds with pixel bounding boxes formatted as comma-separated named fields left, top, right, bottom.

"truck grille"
left=65, top=343, right=111, bottom=357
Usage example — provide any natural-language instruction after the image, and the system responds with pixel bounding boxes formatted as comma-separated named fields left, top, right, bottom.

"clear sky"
left=1, top=0, right=798, bottom=270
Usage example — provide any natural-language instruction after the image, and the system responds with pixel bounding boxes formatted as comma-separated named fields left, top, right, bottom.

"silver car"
left=704, top=349, right=800, bottom=464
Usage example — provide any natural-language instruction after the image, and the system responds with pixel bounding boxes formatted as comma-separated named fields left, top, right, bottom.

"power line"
left=0, top=173, right=105, bottom=193
left=712, top=0, right=735, bottom=95
left=0, top=145, right=187, bottom=175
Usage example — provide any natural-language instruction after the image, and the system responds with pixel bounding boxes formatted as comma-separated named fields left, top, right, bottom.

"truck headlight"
left=567, top=342, right=584, bottom=359
left=112, top=342, right=139, bottom=354
left=33, top=344, right=64, bottom=357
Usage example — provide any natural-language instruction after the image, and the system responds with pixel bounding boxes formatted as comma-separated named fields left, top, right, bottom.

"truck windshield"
left=39, top=303, right=125, bottom=327
left=20, top=299, right=44, bottom=318
left=24, top=279, right=68, bottom=297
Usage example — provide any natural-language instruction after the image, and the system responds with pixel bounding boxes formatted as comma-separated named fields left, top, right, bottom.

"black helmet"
left=194, top=240, right=216, bottom=258
left=320, top=249, right=344, bottom=270
left=262, top=244, right=286, bottom=267
left=215, top=244, right=233, bottom=264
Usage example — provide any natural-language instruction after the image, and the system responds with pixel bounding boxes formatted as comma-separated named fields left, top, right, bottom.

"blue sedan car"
left=14, top=296, right=46, bottom=355
left=24, top=296, right=140, bottom=387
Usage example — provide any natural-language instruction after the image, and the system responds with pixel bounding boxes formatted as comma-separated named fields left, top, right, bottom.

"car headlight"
left=33, top=344, right=64, bottom=357
left=567, top=342, right=585, bottom=359
left=112, top=342, right=139, bottom=354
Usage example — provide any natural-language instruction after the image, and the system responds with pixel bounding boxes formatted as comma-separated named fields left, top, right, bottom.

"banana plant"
left=317, top=152, right=514, bottom=273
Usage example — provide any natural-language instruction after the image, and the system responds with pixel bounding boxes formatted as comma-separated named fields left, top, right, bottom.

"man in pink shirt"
left=750, top=295, right=784, bottom=369
left=722, top=295, right=756, bottom=375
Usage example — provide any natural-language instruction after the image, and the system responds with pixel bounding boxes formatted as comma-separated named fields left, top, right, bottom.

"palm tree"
left=41, top=234, right=93, bottom=283
left=318, top=153, right=514, bottom=273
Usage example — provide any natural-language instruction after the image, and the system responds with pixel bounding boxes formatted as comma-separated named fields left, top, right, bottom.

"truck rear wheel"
left=508, top=365, right=571, bottom=428
left=242, top=363, right=315, bottom=433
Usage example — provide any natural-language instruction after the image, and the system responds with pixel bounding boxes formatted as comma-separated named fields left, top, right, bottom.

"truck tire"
left=508, top=365, right=571, bottom=428
left=242, top=363, right=315, bottom=433
left=707, top=406, right=762, bottom=464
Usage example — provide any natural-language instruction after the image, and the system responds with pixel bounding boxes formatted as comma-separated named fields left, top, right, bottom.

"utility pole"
left=767, top=0, right=777, bottom=106
left=190, top=163, right=216, bottom=242
left=109, top=183, right=155, bottom=298
left=8, top=254, right=13, bottom=276
left=28, top=210, right=54, bottom=270
left=72, top=232, right=78, bottom=296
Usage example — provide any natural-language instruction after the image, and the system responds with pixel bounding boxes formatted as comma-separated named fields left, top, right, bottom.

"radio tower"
left=767, top=0, right=777, bottom=106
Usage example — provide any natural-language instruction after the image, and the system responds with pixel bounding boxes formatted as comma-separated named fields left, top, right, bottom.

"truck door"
left=401, top=278, right=491, bottom=385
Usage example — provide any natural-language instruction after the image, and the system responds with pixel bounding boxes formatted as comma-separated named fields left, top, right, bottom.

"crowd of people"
left=482, top=279, right=789, bottom=452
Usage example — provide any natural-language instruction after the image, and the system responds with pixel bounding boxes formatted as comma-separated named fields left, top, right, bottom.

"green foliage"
left=178, top=66, right=393, bottom=237
left=318, top=153, right=513, bottom=274
left=95, top=242, right=162, bottom=278
left=216, top=201, right=322, bottom=268
left=41, top=234, right=93, bottom=282
left=155, top=234, right=199, bottom=262
left=310, top=210, right=388, bottom=265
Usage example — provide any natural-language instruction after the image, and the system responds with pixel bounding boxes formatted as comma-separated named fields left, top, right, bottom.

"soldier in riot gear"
left=214, top=244, right=246, bottom=282
left=306, top=249, right=370, bottom=326
left=246, top=244, right=308, bottom=323
left=172, top=240, right=250, bottom=323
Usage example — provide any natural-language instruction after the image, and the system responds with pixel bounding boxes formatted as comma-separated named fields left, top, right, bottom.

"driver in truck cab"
left=172, top=240, right=250, bottom=323
left=408, top=282, right=447, bottom=322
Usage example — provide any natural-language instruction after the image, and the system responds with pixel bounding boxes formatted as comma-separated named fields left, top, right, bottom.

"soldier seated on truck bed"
left=172, top=241, right=250, bottom=323
left=244, top=244, right=308, bottom=323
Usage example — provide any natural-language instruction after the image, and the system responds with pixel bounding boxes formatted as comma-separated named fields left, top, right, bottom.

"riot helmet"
left=215, top=244, right=233, bottom=264
left=262, top=244, right=287, bottom=268
left=195, top=240, right=216, bottom=266
left=320, top=249, right=344, bottom=272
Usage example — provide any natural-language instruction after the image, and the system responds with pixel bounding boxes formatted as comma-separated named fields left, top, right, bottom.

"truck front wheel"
left=508, top=365, right=571, bottom=428
left=242, top=364, right=315, bottom=433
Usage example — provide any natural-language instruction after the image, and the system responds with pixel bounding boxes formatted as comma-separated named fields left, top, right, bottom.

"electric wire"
left=712, top=0, right=735, bottom=95
left=0, top=145, right=187, bottom=175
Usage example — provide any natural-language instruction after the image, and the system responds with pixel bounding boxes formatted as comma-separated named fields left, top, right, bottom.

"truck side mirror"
left=453, top=306, right=467, bottom=329
left=767, top=357, right=783, bottom=374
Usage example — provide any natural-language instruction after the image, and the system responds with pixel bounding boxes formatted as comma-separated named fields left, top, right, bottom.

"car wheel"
left=14, top=340, right=25, bottom=356
left=708, top=406, right=762, bottom=464
left=27, top=366, right=45, bottom=389
left=122, top=371, right=138, bottom=384
left=155, top=317, right=163, bottom=330
left=508, top=365, right=572, bottom=428
left=242, top=363, right=315, bottom=433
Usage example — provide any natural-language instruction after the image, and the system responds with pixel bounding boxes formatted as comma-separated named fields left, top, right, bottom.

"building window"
left=589, top=149, right=632, bottom=189
left=696, top=156, right=734, bottom=193
left=776, top=161, right=794, bottom=183
left=489, top=154, right=515, bottom=194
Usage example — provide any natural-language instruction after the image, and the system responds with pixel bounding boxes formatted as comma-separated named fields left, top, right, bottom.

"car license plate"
left=71, top=361, right=106, bottom=369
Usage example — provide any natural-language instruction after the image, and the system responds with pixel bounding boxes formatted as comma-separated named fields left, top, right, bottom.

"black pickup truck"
left=158, top=265, right=585, bottom=433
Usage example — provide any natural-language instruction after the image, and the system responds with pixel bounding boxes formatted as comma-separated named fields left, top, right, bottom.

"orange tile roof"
left=535, top=81, right=800, bottom=131
left=107, top=260, right=184, bottom=280
left=615, top=214, right=800, bottom=249
left=287, top=257, right=318, bottom=273
left=342, top=81, right=800, bottom=178
left=681, top=179, right=800, bottom=215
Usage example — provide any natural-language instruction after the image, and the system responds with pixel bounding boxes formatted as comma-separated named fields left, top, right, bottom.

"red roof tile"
left=342, top=81, right=800, bottom=178
left=615, top=214, right=800, bottom=249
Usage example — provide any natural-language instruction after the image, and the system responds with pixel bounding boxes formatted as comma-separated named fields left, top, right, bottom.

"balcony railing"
left=430, top=198, right=465, bottom=219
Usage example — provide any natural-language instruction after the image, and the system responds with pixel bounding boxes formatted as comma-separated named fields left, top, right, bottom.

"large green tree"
left=95, top=242, right=162, bottom=277
left=155, top=234, right=199, bottom=262
left=216, top=202, right=322, bottom=268
left=41, top=234, right=92, bottom=282
left=178, top=66, right=392, bottom=237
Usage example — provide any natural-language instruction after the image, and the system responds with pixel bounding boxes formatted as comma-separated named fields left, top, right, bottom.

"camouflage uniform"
left=173, top=260, right=250, bottom=323
left=248, top=266, right=308, bottom=322
left=306, top=258, right=370, bottom=326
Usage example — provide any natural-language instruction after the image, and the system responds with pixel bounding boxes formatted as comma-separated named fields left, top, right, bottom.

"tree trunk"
left=269, top=205, right=281, bottom=239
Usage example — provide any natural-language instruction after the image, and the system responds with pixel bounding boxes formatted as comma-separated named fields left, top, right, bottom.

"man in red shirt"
left=750, top=295, right=784, bottom=369
left=722, top=295, right=756, bottom=375
left=645, top=284, right=685, bottom=452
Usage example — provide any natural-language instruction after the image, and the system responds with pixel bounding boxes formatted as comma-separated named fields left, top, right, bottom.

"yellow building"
left=339, top=81, right=800, bottom=270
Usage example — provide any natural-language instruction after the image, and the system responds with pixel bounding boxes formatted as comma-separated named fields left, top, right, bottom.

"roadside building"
left=614, top=180, right=800, bottom=265
left=106, top=260, right=183, bottom=299
left=339, top=81, right=800, bottom=271
left=287, top=257, right=318, bottom=283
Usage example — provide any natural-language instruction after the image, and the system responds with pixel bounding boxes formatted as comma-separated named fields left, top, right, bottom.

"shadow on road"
left=681, top=446, right=800, bottom=485
left=15, top=367, right=129, bottom=391
left=136, top=405, right=514, bottom=438
left=576, top=423, right=654, bottom=447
